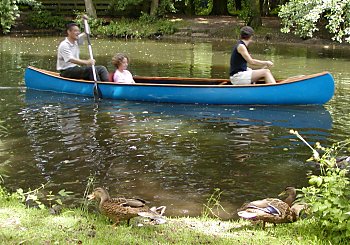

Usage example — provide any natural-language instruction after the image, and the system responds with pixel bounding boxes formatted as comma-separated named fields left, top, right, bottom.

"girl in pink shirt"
left=111, top=53, right=135, bottom=84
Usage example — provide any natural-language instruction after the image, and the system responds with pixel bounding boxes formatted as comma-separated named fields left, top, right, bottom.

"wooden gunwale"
left=28, top=66, right=329, bottom=88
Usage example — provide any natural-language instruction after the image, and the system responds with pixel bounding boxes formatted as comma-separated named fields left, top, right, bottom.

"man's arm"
left=238, top=44, right=273, bottom=68
left=69, top=57, right=95, bottom=66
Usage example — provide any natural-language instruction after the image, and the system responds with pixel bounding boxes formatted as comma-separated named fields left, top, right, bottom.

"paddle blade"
left=93, top=83, right=101, bottom=101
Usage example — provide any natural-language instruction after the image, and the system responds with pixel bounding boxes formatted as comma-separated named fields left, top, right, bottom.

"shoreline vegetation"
left=6, top=10, right=350, bottom=49
left=0, top=185, right=337, bottom=244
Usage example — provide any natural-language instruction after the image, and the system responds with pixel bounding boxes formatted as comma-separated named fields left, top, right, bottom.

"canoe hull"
left=24, top=67, right=335, bottom=105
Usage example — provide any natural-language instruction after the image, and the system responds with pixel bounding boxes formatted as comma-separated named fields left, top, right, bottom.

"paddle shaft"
left=83, top=19, right=97, bottom=82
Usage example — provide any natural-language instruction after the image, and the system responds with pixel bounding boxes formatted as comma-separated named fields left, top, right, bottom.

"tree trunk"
left=185, top=0, right=196, bottom=16
left=248, top=0, right=262, bottom=28
left=84, top=0, right=97, bottom=18
left=150, top=0, right=159, bottom=16
left=211, top=0, right=229, bottom=15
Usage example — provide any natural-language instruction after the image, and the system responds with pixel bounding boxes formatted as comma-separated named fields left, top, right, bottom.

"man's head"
left=66, top=22, right=80, bottom=41
left=240, top=26, right=254, bottom=40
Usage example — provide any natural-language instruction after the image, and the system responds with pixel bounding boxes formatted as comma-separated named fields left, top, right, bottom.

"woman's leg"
left=251, top=69, right=276, bottom=84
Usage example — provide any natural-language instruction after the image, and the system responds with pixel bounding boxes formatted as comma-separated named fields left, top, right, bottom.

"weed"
left=202, top=188, right=228, bottom=219
left=15, top=182, right=73, bottom=210
left=81, top=174, right=96, bottom=212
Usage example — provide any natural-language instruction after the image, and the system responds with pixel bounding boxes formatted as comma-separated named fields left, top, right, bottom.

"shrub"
left=78, top=13, right=177, bottom=39
left=27, top=9, right=66, bottom=30
left=291, top=130, right=350, bottom=243
left=0, top=0, right=39, bottom=34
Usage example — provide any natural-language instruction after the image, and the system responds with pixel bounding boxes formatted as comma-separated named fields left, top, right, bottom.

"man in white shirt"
left=57, top=22, right=109, bottom=81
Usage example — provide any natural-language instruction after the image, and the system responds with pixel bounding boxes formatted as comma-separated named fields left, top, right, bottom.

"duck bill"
left=87, top=194, right=95, bottom=200
left=278, top=191, right=286, bottom=197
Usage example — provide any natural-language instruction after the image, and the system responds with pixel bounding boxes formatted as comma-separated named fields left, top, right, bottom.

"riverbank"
left=7, top=13, right=350, bottom=48
left=0, top=188, right=333, bottom=245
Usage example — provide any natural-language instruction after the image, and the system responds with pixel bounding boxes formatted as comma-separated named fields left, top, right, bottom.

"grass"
left=0, top=192, right=334, bottom=245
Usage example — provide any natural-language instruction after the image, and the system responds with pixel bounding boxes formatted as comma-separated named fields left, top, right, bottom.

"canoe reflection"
left=25, top=90, right=332, bottom=130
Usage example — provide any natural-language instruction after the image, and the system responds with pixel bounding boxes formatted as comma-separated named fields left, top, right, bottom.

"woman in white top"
left=111, top=53, right=135, bottom=84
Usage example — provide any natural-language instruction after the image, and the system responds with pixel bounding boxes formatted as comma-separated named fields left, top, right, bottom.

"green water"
left=1, top=36, right=350, bottom=218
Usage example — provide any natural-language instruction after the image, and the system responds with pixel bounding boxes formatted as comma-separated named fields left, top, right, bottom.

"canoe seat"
left=108, top=72, right=115, bottom=82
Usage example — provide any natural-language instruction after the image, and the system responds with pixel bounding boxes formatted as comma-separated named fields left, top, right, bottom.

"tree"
left=279, top=0, right=350, bottom=43
left=150, top=0, right=159, bottom=16
left=84, top=0, right=97, bottom=18
left=247, top=0, right=261, bottom=28
left=0, top=0, right=39, bottom=34
left=211, top=0, right=229, bottom=15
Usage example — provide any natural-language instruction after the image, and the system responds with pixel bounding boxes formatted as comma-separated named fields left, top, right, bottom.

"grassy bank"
left=0, top=188, right=332, bottom=245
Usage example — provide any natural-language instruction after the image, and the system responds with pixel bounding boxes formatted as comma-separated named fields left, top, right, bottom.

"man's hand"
left=85, top=58, right=95, bottom=66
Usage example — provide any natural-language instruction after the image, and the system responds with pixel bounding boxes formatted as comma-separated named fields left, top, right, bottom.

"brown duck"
left=88, top=187, right=166, bottom=225
left=237, top=187, right=299, bottom=229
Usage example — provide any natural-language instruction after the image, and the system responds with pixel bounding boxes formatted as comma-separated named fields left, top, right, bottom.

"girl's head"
left=112, top=53, right=129, bottom=70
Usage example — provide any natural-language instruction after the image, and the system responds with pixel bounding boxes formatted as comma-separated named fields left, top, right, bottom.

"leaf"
left=38, top=204, right=46, bottom=210
left=58, top=189, right=73, bottom=197
left=55, top=199, right=63, bottom=205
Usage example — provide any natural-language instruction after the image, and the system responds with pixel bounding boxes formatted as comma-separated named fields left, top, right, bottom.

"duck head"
left=278, top=186, right=296, bottom=207
left=87, top=187, right=111, bottom=203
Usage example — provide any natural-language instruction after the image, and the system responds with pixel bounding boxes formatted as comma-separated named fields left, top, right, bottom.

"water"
left=1, top=36, right=350, bottom=218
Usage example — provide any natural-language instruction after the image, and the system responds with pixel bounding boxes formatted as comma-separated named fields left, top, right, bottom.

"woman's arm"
left=237, top=44, right=273, bottom=68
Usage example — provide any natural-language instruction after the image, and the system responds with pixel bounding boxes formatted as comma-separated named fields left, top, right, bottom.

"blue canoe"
left=24, top=66, right=335, bottom=105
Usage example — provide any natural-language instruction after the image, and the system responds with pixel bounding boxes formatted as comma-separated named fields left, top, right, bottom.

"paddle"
left=83, top=16, right=100, bottom=101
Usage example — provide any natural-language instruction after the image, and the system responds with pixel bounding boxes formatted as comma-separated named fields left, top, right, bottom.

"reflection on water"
left=1, top=36, right=350, bottom=218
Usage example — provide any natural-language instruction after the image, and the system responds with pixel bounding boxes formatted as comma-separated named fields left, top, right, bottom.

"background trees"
left=279, top=0, right=350, bottom=43
left=2, top=0, right=349, bottom=44
left=0, top=0, right=39, bottom=34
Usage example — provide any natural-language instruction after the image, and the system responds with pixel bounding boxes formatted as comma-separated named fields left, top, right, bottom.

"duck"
left=88, top=187, right=166, bottom=225
left=237, top=187, right=297, bottom=229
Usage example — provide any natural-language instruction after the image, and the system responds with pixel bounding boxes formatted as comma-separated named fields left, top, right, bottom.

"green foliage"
left=195, top=0, right=213, bottom=15
left=157, top=0, right=177, bottom=16
left=15, top=183, right=73, bottom=209
left=202, top=188, right=227, bottom=219
left=109, top=0, right=144, bottom=12
left=237, top=0, right=251, bottom=24
left=27, top=9, right=66, bottom=30
left=80, top=13, right=177, bottom=39
left=0, top=120, right=8, bottom=137
left=279, top=0, right=350, bottom=43
left=291, top=130, right=350, bottom=243
left=0, top=0, right=39, bottom=34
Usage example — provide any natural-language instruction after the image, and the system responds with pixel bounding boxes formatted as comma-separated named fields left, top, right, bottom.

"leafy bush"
left=27, top=9, right=66, bottom=30
left=79, top=14, right=177, bottom=39
left=279, top=0, right=350, bottom=43
left=291, top=130, right=350, bottom=243
left=195, top=0, right=213, bottom=15
left=0, top=0, right=39, bottom=34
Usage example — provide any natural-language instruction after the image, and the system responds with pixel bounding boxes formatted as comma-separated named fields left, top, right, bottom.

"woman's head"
left=112, top=53, right=129, bottom=70
left=240, top=26, right=254, bottom=40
